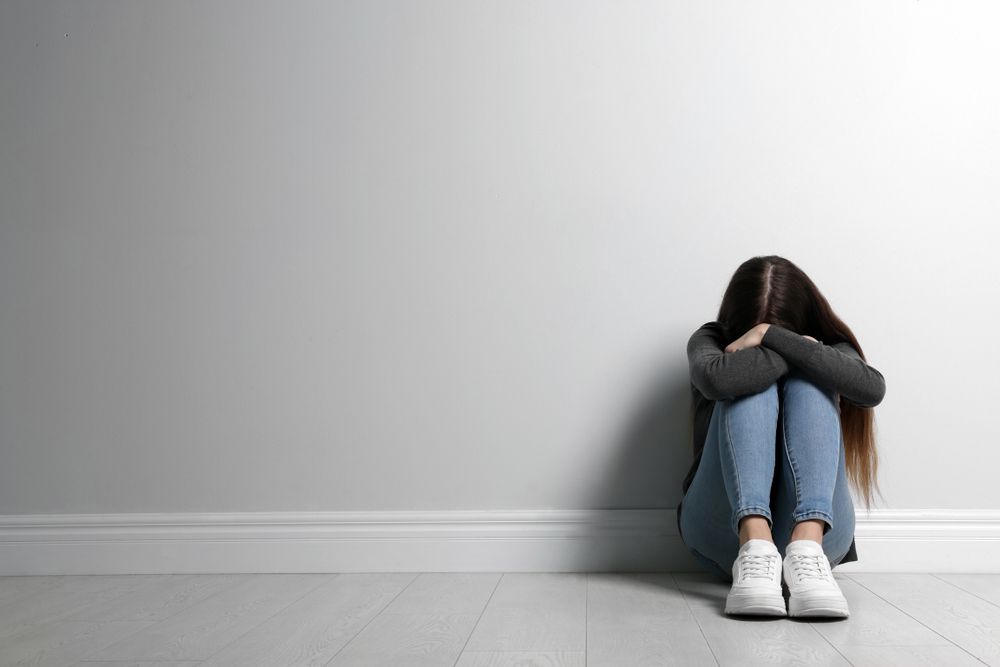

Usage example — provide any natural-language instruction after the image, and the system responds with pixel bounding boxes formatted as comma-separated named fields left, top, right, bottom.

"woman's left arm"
left=759, top=324, right=887, bottom=407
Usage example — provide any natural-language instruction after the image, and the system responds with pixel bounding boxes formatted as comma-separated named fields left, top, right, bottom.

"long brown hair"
left=716, top=255, right=884, bottom=511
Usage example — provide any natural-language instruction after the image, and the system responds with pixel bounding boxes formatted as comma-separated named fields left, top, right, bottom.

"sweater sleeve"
left=687, top=322, right=790, bottom=400
left=759, top=324, right=886, bottom=407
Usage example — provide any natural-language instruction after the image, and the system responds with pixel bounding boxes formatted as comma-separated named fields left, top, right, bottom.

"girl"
left=676, top=255, right=886, bottom=618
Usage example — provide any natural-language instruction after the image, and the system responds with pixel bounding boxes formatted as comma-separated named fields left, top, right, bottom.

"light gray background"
left=1, top=1, right=996, bottom=515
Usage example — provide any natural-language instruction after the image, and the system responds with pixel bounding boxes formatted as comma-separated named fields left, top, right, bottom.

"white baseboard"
left=0, top=508, right=997, bottom=575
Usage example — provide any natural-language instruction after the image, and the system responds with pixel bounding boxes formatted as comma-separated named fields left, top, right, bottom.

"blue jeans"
left=678, top=368, right=856, bottom=582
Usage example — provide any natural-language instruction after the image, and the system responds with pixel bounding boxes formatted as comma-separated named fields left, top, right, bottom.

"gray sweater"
left=677, top=321, right=887, bottom=565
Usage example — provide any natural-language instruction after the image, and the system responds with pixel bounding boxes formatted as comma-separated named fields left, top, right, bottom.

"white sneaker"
left=725, top=538, right=786, bottom=616
left=782, top=539, right=850, bottom=618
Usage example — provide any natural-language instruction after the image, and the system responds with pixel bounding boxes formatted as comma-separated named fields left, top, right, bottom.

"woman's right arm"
left=687, top=321, right=790, bottom=400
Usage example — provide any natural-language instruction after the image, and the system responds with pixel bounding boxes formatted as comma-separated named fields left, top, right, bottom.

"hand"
left=801, top=334, right=819, bottom=343
left=724, top=323, right=770, bottom=353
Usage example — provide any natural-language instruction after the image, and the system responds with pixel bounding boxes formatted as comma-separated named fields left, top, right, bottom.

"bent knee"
left=721, top=381, right=779, bottom=409
left=781, top=372, right=837, bottom=405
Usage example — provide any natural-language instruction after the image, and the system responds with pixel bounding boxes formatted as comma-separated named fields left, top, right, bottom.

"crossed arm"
left=687, top=321, right=886, bottom=407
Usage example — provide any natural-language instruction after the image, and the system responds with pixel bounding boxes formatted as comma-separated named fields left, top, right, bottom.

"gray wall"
left=1, top=0, right=997, bottom=515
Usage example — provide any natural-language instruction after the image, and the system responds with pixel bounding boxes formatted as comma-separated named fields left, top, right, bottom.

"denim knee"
left=781, top=368, right=838, bottom=405
left=728, top=380, right=780, bottom=408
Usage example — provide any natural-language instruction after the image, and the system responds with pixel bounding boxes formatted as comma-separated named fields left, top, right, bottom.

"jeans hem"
left=792, top=510, right=834, bottom=534
left=732, top=506, right=773, bottom=537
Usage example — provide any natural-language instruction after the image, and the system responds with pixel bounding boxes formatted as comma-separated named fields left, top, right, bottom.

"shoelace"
left=788, top=552, right=829, bottom=582
left=737, top=552, right=777, bottom=581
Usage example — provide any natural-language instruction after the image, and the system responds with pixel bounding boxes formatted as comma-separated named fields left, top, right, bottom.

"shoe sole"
left=788, top=596, right=850, bottom=618
left=725, top=592, right=787, bottom=616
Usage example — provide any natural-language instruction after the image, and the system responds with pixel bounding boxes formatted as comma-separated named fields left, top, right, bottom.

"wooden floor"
left=1, top=571, right=998, bottom=666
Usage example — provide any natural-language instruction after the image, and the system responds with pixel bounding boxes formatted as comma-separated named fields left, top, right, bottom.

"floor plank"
left=455, top=651, right=586, bottom=666
left=0, top=575, right=67, bottom=608
left=849, top=573, right=1000, bottom=666
left=836, top=644, right=987, bottom=667
left=327, top=611, right=481, bottom=666
left=0, top=620, right=151, bottom=667
left=587, top=573, right=716, bottom=666
left=810, top=576, right=952, bottom=647
left=83, top=574, right=328, bottom=662
left=62, top=573, right=245, bottom=622
left=933, top=573, right=1000, bottom=608
left=200, top=572, right=418, bottom=666
left=0, top=575, right=166, bottom=641
left=379, top=572, right=501, bottom=615
left=462, top=573, right=588, bottom=652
